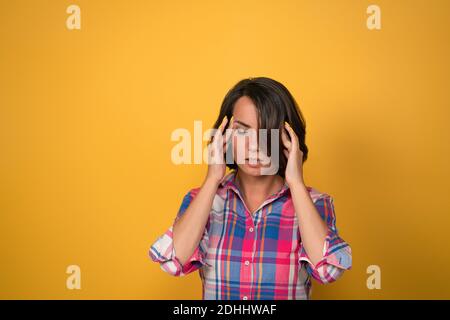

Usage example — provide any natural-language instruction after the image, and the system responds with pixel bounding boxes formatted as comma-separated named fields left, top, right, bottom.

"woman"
left=149, top=77, right=352, bottom=300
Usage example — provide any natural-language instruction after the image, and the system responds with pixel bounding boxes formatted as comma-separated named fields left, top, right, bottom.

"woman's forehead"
left=233, top=96, right=259, bottom=129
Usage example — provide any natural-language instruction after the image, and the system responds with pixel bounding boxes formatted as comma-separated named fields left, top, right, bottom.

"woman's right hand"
left=206, top=115, right=233, bottom=184
left=173, top=117, right=232, bottom=266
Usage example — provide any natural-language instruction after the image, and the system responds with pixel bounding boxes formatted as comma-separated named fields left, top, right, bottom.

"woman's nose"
left=247, top=131, right=258, bottom=151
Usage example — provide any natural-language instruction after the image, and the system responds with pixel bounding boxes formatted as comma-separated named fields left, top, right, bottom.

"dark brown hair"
left=211, top=77, right=308, bottom=178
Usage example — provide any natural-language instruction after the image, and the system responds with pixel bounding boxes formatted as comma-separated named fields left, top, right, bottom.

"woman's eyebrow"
left=234, top=120, right=251, bottom=128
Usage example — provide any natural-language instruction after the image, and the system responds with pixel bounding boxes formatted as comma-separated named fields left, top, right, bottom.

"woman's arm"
left=172, top=116, right=232, bottom=266
left=172, top=177, right=220, bottom=265
left=282, top=122, right=351, bottom=283
left=289, top=181, right=328, bottom=266
left=282, top=121, right=342, bottom=267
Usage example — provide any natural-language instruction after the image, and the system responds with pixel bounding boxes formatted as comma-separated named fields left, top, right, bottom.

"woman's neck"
left=235, top=170, right=284, bottom=203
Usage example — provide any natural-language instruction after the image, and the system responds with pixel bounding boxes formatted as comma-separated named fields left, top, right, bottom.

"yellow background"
left=1, top=0, right=449, bottom=299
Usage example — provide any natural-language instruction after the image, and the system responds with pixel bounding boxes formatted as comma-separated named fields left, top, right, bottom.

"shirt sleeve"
left=298, top=194, right=352, bottom=284
left=148, top=188, right=210, bottom=276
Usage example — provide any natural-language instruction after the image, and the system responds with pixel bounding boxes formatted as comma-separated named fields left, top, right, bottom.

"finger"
left=222, top=132, right=231, bottom=149
left=284, top=122, right=298, bottom=146
left=218, top=116, right=228, bottom=134
left=281, top=126, right=292, bottom=151
left=223, top=116, right=234, bottom=141
left=211, top=116, right=228, bottom=146
left=227, top=116, right=234, bottom=130
left=222, top=130, right=233, bottom=154
left=222, top=116, right=234, bottom=151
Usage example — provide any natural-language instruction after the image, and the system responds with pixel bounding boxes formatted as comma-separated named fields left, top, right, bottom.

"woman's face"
left=230, top=96, right=274, bottom=176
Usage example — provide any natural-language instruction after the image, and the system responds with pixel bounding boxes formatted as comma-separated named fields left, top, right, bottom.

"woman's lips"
left=245, top=158, right=262, bottom=167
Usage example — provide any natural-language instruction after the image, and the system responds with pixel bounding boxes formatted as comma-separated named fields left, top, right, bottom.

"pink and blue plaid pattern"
left=149, top=170, right=352, bottom=300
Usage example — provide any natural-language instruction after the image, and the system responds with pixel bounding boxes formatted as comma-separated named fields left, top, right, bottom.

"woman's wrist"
left=203, top=174, right=222, bottom=189
left=287, top=178, right=306, bottom=192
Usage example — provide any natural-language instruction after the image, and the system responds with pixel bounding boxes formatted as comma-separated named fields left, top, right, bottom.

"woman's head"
left=211, top=77, right=308, bottom=178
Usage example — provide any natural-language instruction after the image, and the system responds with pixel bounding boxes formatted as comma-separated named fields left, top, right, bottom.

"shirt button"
left=244, top=260, right=250, bottom=266
left=249, top=227, right=254, bottom=232
left=243, top=296, right=248, bottom=300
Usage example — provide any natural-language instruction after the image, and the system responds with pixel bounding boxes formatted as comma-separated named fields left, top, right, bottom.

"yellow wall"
left=1, top=0, right=449, bottom=299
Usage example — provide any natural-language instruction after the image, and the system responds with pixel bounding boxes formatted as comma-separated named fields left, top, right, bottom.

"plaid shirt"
left=149, top=170, right=352, bottom=300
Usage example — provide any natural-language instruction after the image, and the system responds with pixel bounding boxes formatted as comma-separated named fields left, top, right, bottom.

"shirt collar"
left=219, top=170, right=239, bottom=190
left=220, top=169, right=290, bottom=198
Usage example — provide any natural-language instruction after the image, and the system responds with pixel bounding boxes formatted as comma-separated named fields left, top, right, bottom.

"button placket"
left=228, top=180, right=288, bottom=301
left=241, top=215, right=256, bottom=301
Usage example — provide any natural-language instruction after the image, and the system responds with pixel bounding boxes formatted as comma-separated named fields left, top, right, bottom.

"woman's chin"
left=237, top=162, right=271, bottom=176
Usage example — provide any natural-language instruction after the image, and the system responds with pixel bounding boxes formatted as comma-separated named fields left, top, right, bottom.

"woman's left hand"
left=282, top=121, right=305, bottom=187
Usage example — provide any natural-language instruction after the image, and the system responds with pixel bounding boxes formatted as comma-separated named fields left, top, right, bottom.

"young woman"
left=150, top=77, right=352, bottom=300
